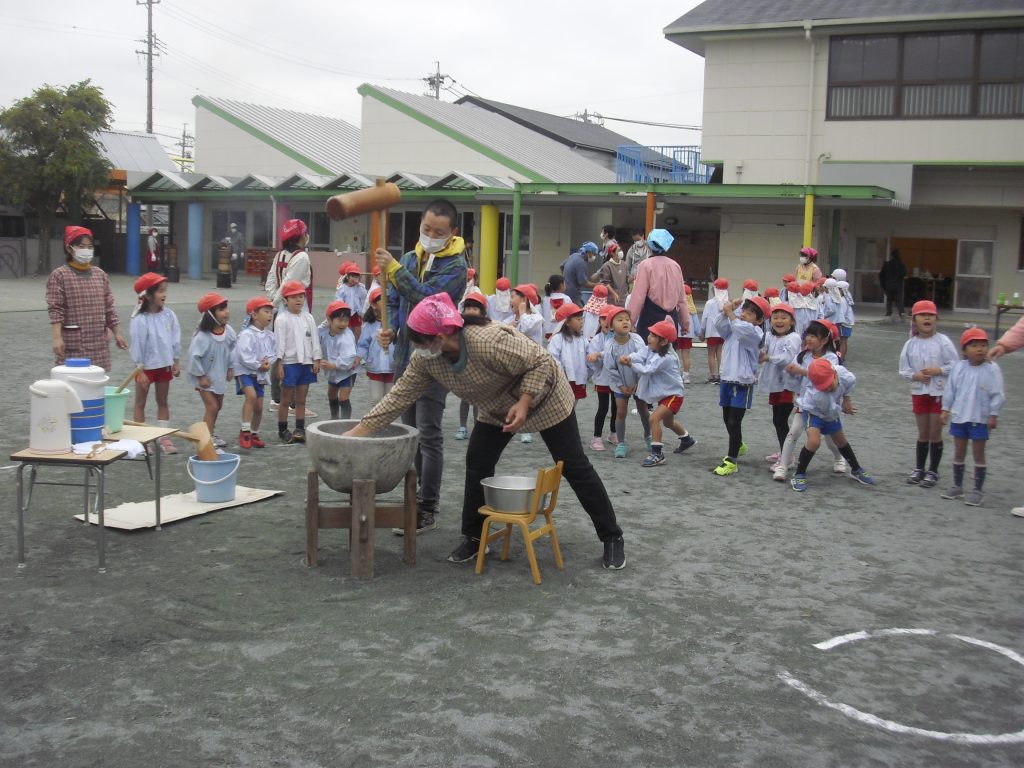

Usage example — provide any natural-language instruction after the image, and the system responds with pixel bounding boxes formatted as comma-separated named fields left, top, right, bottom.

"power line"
left=569, top=108, right=701, bottom=131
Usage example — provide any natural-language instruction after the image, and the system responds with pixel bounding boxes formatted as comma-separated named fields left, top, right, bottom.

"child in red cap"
left=586, top=303, right=621, bottom=450
left=898, top=300, right=959, bottom=488
left=232, top=297, right=277, bottom=449
left=318, top=299, right=360, bottom=420
left=356, top=287, right=396, bottom=412
left=676, top=283, right=702, bottom=384
left=939, top=328, right=1005, bottom=506
left=701, top=278, right=729, bottom=383
left=334, top=261, right=367, bottom=342
left=488, top=276, right=514, bottom=323
left=603, top=306, right=651, bottom=458
left=129, top=272, right=180, bottom=453
left=274, top=280, right=322, bottom=443
left=547, top=303, right=589, bottom=402
left=790, top=358, right=874, bottom=491
left=187, top=292, right=235, bottom=447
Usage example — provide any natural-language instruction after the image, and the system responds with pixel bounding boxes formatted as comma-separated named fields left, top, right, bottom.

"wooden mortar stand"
left=305, top=469, right=417, bottom=578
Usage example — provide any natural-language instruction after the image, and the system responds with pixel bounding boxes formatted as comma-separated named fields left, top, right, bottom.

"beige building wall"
left=194, top=108, right=320, bottom=177
left=718, top=210, right=813, bottom=291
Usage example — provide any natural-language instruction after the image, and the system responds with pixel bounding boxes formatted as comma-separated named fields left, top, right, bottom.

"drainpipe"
left=802, top=19, right=816, bottom=249
left=270, top=194, right=277, bottom=251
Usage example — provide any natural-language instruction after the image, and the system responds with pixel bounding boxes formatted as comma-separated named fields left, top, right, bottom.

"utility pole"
left=136, top=0, right=161, bottom=134
left=177, top=123, right=194, bottom=172
left=422, top=61, right=450, bottom=100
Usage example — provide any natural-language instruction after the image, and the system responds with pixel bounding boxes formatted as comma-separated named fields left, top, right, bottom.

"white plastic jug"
left=51, top=358, right=109, bottom=406
left=29, top=379, right=84, bottom=454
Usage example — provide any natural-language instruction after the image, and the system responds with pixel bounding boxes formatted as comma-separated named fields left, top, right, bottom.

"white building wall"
left=194, top=108, right=323, bottom=177
left=360, top=98, right=531, bottom=180
left=718, top=210, right=812, bottom=290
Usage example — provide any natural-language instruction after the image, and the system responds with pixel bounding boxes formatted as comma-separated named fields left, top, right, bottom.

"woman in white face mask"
left=45, top=225, right=128, bottom=371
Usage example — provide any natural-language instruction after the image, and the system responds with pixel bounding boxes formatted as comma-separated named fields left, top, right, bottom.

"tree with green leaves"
left=0, top=80, right=113, bottom=274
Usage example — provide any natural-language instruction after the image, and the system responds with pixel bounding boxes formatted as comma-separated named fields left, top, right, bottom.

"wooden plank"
left=351, top=479, right=375, bottom=579
left=305, top=471, right=319, bottom=567
left=403, top=470, right=417, bottom=565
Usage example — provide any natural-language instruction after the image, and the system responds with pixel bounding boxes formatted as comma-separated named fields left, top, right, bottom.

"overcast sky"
left=2, top=0, right=706, bottom=164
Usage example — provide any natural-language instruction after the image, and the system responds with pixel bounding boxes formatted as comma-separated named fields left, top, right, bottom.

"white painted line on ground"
left=783, top=629, right=1024, bottom=744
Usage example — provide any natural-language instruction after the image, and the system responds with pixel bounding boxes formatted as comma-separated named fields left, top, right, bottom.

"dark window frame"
left=827, top=28, right=1024, bottom=120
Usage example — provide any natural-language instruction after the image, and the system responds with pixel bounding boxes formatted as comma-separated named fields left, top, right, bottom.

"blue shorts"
left=613, top=390, right=632, bottom=400
left=235, top=374, right=265, bottom=398
left=804, top=411, right=843, bottom=435
left=950, top=421, right=989, bottom=440
left=719, top=381, right=754, bottom=410
left=282, top=362, right=317, bottom=387
left=329, top=374, right=356, bottom=389
left=839, top=325, right=853, bottom=338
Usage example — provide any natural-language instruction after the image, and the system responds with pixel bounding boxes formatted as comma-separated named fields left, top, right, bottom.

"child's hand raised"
left=618, top=355, right=632, bottom=366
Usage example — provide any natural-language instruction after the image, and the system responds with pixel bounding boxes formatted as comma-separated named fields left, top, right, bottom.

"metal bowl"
left=481, top=475, right=536, bottom=515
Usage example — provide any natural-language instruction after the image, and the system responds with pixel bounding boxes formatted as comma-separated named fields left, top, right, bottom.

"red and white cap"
left=513, top=283, right=539, bottom=306
left=713, top=278, right=729, bottom=289
left=648, top=316, right=678, bottom=343
left=133, top=272, right=166, bottom=295
left=592, top=284, right=608, bottom=298
left=280, top=280, right=306, bottom=298
left=325, top=299, right=351, bottom=319
left=495, top=277, right=511, bottom=291
left=279, top=219, right=307, bottom=245
left=197, top=292, right=228, bottom=314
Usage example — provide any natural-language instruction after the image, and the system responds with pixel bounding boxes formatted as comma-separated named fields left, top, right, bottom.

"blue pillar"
left=188, top=202, right=203, bottom=280
left=126, top=203, right=141, bottom=275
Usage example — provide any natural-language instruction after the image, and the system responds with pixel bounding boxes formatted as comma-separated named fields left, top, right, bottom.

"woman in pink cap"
left=345, top=293, right=627, bottom=571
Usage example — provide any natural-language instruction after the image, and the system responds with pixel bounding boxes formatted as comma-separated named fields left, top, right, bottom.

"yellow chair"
left=475, top=462, right=564, bottom=585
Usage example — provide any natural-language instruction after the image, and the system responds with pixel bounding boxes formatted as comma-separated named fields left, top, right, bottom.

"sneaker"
left=590, top=437, right=605, bottom=451
left=791, top=473, right=808, bottom=492
left=250, top=432, right=265, bottom=448
left=940, top=485, right=964, bottom=500
left=644, top=435, right=653, bottom=451
left=712, top=458, right=738, bottom=476
left=158, top=436, right=178, bottom=455
left=737, top=443, right=748, bottom=457
left=963, top=489, right=984, bottom=507
left=907, top=469, right=925, bottom=484
left=279, top=429, right=294, bottom=444
left=602, top=537, right=626, bottom=570
left=850, top=468, right=875, bottom=486
left=773, top=463, right=789, bottom=482
left=520, top=432, right=533, bottom=444
left=393, top=509, right=437, bottom=536
left=291, top=428, right=306, bottom=443
left=288, top=406, right=318, bottom=419
left=447, top=536, right=488, bottom=563
left=683, top=372, right=691, bottom=384
left=641, top=453, right=665, bottom=467
left=614, top=443, right=627, bottom=459
left=239, top=430, right=252, bottom=450
left=920, top=470, right=938, bottom=488
left=606, top=433, right=618, bottom=446
left=1010, top=506, right=1024, bottom=518
left=706, top=375, right=717, bottom=384
left=833, top=458, right=848, bottom=475
left=674, top=434, right=697, bottom=454
left=764, top=452, right=780, bottom=464
left=454, top=426, right=468, bottom=440
left=212, top=434, right=227, bottom=448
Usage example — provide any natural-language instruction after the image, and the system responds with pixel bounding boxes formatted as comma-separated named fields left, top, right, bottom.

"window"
left=503, top=213, right=531, bottom=254
left=292, top=209, right=331, bottom=249
left=212, top=210, right=247, bottom=243
left=252, top=210, right=272, bottom=248
left=954, top=240, right=994, bottom=311
left=827, top=29, right=1024, bottom=119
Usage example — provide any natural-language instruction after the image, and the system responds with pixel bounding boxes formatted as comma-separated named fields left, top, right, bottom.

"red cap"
left=606, top=242, right=619, bottom=254
left=772, top=302, right=796, bottom=318
left=782, top=273, right=796, bottom=284
left=133, top=272, right=166, bottom=294
left=198, top=292, right=227, bottom=314
left=799, top=246, right=819, bottom=261
left=279, top=218, right=307, bottom=244
left=822, top=320, right=840, bottom=341
left=280, top=280, right=306, bottom=298
left=797, top=282, right=814, bottom=296
left=246, top=296, right=273, bottom=315
left=338, top=261, right=361, bottom=276
left=513, top=283, right=539, bottom=305
left=746, top=296, right=771, bottom=319
left=462, top=289, right=488, bottom=309
left=600, top=303, right=622, bottom=321
left=64, top=225, right=93, bottom=248
left=786, top=281, right=800, bottom=294
left=325, top=299, right=351, bottom=319
left=912, top=300, right=938, bottom=316
left=648, top=318, right=678, bottom=343
left=713, top=278, right=729, bottom=289
left=763, top=287, right=780, bottom=298
left=372, top=264, right=381, bottom=276
left=684, top=284, right=692, bottom=295
left=554, top=302, right=583, bottom=323
left=743, top=279, right=759, bottom=291
left=808, top=358, right=837, bottom=391
left=467, top=268, right=476, bottom=279
left=960, top=327, right=989, bottom=347
left=814, top=277, right=827, bottom=288
left=592, top=284, right=608, bottom=298
left=495, top=277, right=511, bottom=291
left=367, top=287, right=382, bottom=304
left=607, top=306, right=631, bottom=324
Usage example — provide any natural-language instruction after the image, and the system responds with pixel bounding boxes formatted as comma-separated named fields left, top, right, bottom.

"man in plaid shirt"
left=375, top=199, right=468, bottom=534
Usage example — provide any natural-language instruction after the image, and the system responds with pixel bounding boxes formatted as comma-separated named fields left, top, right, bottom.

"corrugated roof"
left=453, top=96, right=638, bottom=155
left=193, top=95, right=360, bottom=175
left=360, top=85, right=616, bottom=184
left=98, top=130, right=177, bottom=173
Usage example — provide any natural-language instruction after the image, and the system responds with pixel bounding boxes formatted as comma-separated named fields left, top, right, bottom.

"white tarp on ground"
left=74, top=486, right=283, bottom=530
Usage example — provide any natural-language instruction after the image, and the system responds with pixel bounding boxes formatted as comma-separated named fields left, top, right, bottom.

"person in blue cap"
left=562, top=241, right=600, bottom=305
left=626, top=229, right=690, bottom=342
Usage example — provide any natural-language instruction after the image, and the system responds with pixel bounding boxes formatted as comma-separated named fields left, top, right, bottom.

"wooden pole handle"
left=376, top=179, right=390, bottom=335
left=117, top=365, right=144, bottom=393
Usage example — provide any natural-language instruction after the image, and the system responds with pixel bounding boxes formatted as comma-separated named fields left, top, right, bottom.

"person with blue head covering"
left=626, top=229, right=691, bottom=342
left=562, top=240, right=600, bottom=305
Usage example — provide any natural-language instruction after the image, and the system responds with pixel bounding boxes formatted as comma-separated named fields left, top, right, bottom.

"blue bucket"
left=187, top=453, right=240, bottom=503
left=71, top=426, right=104, bottom=443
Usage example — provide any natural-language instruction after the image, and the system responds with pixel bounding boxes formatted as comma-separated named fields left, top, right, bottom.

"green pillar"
left=509, top=188, right=522, bottom=285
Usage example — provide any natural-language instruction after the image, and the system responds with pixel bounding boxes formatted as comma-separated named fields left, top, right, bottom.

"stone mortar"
left=304, top=419, right=419, bottom=494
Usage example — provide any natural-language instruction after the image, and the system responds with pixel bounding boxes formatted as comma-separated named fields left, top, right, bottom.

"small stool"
left=305, top=469, right=417, bottom=578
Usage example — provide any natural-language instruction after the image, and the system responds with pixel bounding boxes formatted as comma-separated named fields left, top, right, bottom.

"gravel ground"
left=1, top=274, right=1022, bottom=767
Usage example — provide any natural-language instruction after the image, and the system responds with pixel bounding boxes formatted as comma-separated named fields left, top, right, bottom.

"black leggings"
left=594, top=390, right=615, bottom=438
left=722, top=406, right=747, bottom=460
left=772, top=402, right=794, bottom=450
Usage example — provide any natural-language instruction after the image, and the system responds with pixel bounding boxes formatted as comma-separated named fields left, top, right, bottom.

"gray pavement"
left=1, top=274, right=1022, bottom=767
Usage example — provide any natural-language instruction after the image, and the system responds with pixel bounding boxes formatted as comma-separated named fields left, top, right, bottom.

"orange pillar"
left=645, top=191, right=656, bottom=234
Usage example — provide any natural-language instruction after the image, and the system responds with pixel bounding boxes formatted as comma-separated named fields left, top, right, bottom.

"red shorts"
left=768, top=390, right=794, bottom=405
left=570, top=383, right=587, bottom=400
left=673, top=337, right=693, bottom=350
left=144, top=366, right=173, bottom=383
left=348, top=315, right=363, bottom=330
left=658, top=395, right=683, bottom=414
left=366, top=372, right=394, bottom=383
left=594, top=385, right=611, bottom=394
left=705, top=337, right=724, bottom=347
left=912, top=394, right=943, bottom=415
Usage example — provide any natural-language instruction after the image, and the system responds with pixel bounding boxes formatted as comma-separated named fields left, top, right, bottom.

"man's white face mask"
left=419, top=233, right=449, bottom=254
